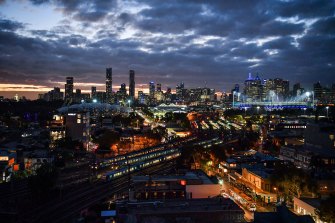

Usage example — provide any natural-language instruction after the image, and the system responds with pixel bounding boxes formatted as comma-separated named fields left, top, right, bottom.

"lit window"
left=77, top=119, right=81, bottom=123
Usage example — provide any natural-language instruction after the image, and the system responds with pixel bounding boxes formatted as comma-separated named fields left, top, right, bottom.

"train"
left=97, top=136, right=196, bottom=170
left=100, top=149, right=181, bottom=181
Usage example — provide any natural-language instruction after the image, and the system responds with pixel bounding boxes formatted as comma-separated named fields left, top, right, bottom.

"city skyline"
left=1, top=0, right=335, bottom=99
left=0, top=69, right=331, bottom=100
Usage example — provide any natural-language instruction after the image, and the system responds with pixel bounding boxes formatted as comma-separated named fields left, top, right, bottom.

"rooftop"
left=132, top=171, right=214, bottom=184
left=119, top=198, right=242, bottom=215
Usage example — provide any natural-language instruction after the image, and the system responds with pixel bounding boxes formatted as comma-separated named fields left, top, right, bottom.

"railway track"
left=18, top=160, right=175, bottom=223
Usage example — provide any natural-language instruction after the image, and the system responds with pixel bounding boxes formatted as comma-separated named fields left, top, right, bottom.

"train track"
left=18, top=160, right=175, bottom=223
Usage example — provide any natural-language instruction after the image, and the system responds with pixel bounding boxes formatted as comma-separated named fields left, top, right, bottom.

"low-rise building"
left=293, top=197, right=322, bottom=223
left=254, top=205, right=315, bottom=223
left=116, top=198, right=244, bottom=223
left=241, top=166, right=277, bottom=203
left=132, top=171, right=221, bottom=200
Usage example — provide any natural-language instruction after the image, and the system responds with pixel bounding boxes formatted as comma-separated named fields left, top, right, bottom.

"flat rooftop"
left=119, top=198, right=242, bottom=214
left=132, top=171, right=213, bottom=184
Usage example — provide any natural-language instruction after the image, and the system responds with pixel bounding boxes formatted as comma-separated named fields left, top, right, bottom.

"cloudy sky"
left=0, top=0, right=334, bottom=99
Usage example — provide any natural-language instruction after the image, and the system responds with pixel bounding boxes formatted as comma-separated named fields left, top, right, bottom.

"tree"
left=93, top=129, right=120, bottom=151
left=315, top=195, right=335, bottom=223
left=28, top=162, right=58, bottom=201
left=270, top=163, right=316, bottom=201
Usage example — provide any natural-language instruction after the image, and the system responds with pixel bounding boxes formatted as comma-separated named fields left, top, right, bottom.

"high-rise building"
left=244, top=73, right=262, bottom=102
left=75, top=89, right=81, bottom=103
left=176, top=82, right=185, bottom=100
left=149, top=81, right=155, bottom=99
left=65, top=77, right=74, bottom=102
left=91, top=86, right=97, bottom=100
left=156, top=83, right=162, bottom=92
left=273, top=78, right=289, bottom=100
left=116, top=83, right=127, bottom=103
left=293, top=83, right=304, bottom=97
left=165, top=87, right=172, bottom=102
left=313, top=82, right=322, bottom=100
left=106, top=67, right=113, bottom=103
left=40, top=87, right=64, bottom=101
left=129, top=70, right=135, bottom=99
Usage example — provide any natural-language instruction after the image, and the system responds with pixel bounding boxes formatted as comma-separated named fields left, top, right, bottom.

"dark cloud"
left=0, top=0, right=334, bottom=96
left=0, top=19, right=25, bottom=31
left=274, top=0, right=335, bottom=18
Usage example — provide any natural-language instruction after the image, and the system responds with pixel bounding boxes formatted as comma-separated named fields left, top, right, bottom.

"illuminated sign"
left=68, top=113, right=76, bottom=116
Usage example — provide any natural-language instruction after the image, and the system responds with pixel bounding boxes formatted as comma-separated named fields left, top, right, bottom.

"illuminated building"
left=149, top=81, right=155, bottom=102
left=293, top=83, right=304, bottom=97
left=116, top=83, right=127, bottom=103
left=41, top=87, right=64, bottom=101
left=64, top=77, right=73, bottom=103
left=176, top=82, right=185, bottom=100
left=244, top=73, right=262, bottom=102
left=156, top=83, right=162, bottom=91
left=91, top=86, right=97, bottom=101
left=65, top=111, right=90, bottom=148
left=129, top=70, right=135, bottom=99
left=106, top=67, right=113, bottom=103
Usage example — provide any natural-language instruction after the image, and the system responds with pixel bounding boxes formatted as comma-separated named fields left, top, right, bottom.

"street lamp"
left=326, top=106, right=329, bottom=119
left=244, top=107, right=248, bottom=116
left=303, top=107, right=307, bottom=116
left=257, top=106, right=260, bottom=115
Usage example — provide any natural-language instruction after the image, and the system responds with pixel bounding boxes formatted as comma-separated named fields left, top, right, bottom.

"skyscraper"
left=91, top=86, right=97, bottom=100
left=176, top=82, right=185, bottom=100
left=106, top=68, right=113, bottom=103
left=156, top=83, right=162, bottom=92
left=244, top=73, right=262, bottom=102
left=149, top=81, right=155, bottom=99
left=65, top=77, right=74, bottom=102
left=129, top=70, right=135, bottom=99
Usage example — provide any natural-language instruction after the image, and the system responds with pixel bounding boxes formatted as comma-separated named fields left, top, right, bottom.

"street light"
left=256, top=106, right=260, bottom=115
left=303, top=107, right=307, bottom=116
left=326, top=106, right=329, bottom=119
left=244, top=107, right=248, bottom=116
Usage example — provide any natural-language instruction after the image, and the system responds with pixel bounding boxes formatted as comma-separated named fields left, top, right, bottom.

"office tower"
left=129, top=70, right=135, bottom=99
left=75, top=89, right=81, bottom=103
left=106, top=67, right=113, bottom=103
left=120, top=83, right=127, bottom=94
left=313, top=82, right=322, bottom=100
left=116, top=83, right=127, bottom=102
left=91, top=86, right=97, bottom=100
left=65, top=77, right=74, bottom=102
left=149, top=81, right=155, bottom=99
left=176, top=82, right=185, bottom=100
left=165, top=87, right=172, bottom=102
left=234, top=84, right=239, bottom=93
left=244, top=73, right=262, bottom=102
left=273, top=78, right=289, bottom=100
left=156, top=83, right=162, bottom=92
left=293, top=83, right=304, bottom=97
